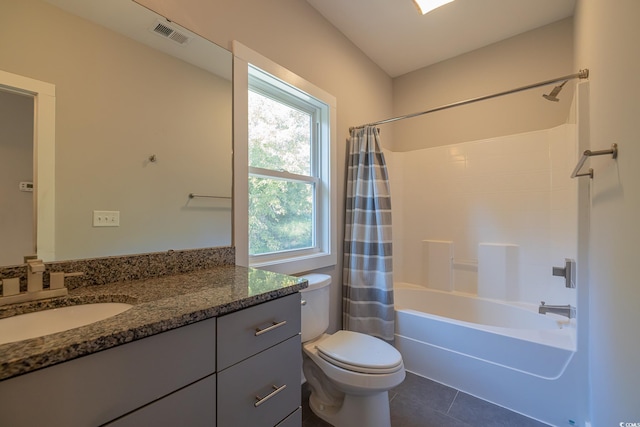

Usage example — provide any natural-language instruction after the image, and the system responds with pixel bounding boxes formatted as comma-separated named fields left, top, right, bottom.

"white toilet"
left=300, top=273, right=405, bottom=427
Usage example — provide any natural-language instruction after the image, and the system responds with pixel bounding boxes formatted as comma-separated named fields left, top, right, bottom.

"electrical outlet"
left=93, top=210, right=120, bottom=227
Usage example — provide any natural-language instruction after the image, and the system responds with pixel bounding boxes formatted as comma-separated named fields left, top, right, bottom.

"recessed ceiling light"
left=412, top=0, right=455, bottom=15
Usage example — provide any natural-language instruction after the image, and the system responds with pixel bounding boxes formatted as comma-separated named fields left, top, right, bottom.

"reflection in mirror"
left=0, top=0, right=233, bottom=265
left=0, top=69, right=55, bottom=266
left=0, top=90, right=34, bottom=265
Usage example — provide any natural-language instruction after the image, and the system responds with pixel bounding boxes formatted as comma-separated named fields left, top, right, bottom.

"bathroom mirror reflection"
left=0, top=0, right=233, bottom=265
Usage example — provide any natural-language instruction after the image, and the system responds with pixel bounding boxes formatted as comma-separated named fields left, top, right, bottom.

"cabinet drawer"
left=217, top=293, right=301, bottom=370
left=105, top=374, right=216, bottom=427
left=218, top=334, right=301, bottom=427
left=276, top=407, right=301, bottom=427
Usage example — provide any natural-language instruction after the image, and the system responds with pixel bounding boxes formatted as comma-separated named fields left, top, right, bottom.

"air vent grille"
left=150, top=20, right=191, bottom=45
left=168, top=31, right=190, bottom=45
left=153, top=22, right=174, bottom=37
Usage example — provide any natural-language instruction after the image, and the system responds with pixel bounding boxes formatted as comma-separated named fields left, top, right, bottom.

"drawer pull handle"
left=301, top=299, right=307, bottom=306
left=254, top=384, right=287, bottom=407
left=255, top=320, right=287, bottom=336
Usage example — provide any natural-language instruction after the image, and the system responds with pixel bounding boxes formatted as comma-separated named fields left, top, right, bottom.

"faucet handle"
left=1, top=278, right=21, bottom=296
left=27, top=259, right=46, bottom=273
left=50, top=271, right=84, bottom=290
left=26, top=259, right=46, bottom=292
left=552, top=258, right=576, bottom=288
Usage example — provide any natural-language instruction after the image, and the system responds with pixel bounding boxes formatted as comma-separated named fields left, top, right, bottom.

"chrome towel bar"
left=188, top=193, right=232, bottom=200
left=571, top=143, right=618, bottom=179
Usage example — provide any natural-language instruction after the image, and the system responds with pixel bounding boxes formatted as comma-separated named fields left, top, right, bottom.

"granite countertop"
left=0, top=265, right=307, bottom=381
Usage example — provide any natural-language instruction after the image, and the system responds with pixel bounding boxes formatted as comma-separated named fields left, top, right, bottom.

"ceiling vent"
left=150, top=20, right=191, bottom=45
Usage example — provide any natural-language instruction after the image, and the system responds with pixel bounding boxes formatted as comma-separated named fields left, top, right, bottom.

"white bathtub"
left=393, top=283, right=580, bottom=425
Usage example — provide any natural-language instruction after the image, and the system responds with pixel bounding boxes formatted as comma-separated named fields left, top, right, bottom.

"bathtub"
left=393, top=283, right=581, bottom=425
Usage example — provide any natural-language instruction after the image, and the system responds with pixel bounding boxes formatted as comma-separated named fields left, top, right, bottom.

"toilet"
left=300, top=274, right=405, bottom=427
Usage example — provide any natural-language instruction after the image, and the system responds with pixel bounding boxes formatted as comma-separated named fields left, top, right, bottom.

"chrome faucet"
left=538, top=301, right=576, bottom=319
left=0, top=260, right=72, bottom=306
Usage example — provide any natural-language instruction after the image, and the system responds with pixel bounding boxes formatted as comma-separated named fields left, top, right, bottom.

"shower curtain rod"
left=349, top=69, right=589, bottom=131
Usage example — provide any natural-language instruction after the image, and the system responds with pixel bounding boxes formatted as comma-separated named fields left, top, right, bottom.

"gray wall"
left=392, top=18, right=574, bottom=151
left=574, top=0, right=640, bottom=424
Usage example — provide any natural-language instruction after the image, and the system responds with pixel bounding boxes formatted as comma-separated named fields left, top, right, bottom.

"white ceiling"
left=306, top=0, right=576, bottom=77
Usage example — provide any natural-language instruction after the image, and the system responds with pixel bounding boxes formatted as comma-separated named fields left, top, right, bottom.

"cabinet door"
left=218, top=335, right=301, bottom=427
left=105, top=374, right=216, bottom=427
left=217, top=293, right=301, bottom=370
left=0, top=317, right=216, bottom=427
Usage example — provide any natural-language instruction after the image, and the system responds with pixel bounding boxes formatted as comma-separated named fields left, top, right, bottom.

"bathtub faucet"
left=538, top=301, right=576, bottom=319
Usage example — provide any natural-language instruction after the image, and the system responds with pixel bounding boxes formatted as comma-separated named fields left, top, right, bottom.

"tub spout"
left=538, top=301, right=576, bottom=319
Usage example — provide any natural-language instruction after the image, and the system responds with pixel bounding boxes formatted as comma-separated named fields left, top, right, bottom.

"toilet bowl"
left=300, top=274, right=405, bottom=427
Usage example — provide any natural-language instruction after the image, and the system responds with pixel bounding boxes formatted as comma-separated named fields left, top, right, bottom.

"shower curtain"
left=343, top=126, right=395, bottom=342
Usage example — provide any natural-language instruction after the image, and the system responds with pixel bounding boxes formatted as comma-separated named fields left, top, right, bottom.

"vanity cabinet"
left=0, top=292, right=302, bottom=427
left=217, top=292, right=302, bottom=426
left=0, top=317, right=217, bottom=427
left=105, top=374, right=217, bottom=427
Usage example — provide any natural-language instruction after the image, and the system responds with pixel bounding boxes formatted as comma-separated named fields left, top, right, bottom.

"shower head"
left=542, top=80, right=568, bottom=102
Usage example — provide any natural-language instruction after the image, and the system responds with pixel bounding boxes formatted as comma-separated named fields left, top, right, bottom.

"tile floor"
left=302, top=372, right=548, bottom=427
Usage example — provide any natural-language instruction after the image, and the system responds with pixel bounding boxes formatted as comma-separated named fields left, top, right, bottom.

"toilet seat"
left=315, top=330, right=403, bottom=374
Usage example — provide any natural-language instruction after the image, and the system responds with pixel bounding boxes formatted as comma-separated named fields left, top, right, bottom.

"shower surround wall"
left=390, top=124, right=578, bottom=307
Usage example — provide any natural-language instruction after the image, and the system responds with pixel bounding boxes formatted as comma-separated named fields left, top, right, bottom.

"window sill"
left=250, top=252, right=336, bottom=275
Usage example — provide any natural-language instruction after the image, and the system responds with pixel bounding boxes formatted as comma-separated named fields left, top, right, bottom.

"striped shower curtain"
left=343, top=126, right=394, bottom=342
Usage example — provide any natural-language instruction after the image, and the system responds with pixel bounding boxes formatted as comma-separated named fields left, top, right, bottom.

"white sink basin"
left=0, top=303, right=133, bottom=345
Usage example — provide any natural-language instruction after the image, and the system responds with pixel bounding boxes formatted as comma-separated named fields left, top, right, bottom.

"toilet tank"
left=300, top=274, right=331, bottom=342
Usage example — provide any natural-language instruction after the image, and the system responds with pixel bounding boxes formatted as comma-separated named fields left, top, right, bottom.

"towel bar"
left=188, top=193, right=232, bottom=200
left=571, top=143, right=618, bottom=179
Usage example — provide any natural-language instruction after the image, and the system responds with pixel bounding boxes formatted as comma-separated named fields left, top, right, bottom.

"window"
left=247, top=66, right=334, bottom=270
left=232, top=42, right=336, bottom=273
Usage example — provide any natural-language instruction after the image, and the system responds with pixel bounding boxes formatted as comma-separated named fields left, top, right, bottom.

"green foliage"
left=249, top=178, right=313, bottom=255
left=248, top=91, right=310, bottom=173
left=248, top=91, right=314, bottom=255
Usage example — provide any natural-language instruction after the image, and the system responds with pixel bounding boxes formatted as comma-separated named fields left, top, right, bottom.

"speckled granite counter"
left=0, top=265, right=307, bottom=381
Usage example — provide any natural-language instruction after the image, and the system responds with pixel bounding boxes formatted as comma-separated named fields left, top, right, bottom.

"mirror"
left=0, top=0, right=233, bottom=265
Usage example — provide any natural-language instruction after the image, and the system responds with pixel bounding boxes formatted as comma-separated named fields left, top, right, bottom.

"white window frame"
left=233, top=42, right=337, bottom=274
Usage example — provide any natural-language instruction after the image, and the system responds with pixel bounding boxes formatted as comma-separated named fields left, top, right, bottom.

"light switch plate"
left=93, top=210, right=120, bottom=227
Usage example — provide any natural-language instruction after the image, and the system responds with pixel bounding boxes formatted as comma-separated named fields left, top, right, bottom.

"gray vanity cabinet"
left=217, top=292, right=302, bottom=426
left=0, top=317, right=217, bottom=427
left=105, top=374, right=217, bottom=427
left=0, top=292, right=302, bottom=427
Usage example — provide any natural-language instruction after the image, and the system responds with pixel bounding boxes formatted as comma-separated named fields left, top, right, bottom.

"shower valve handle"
left=552, top=258, right=576, bottom=289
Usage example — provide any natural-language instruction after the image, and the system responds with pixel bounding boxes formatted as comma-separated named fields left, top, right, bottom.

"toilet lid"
left=315, top=330, right=403, bottom=374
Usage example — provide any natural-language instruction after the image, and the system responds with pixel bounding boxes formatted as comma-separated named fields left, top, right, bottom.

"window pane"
left=249, top=177, right=314, bottom=255
left=248, top=90, right=311, bottom=175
